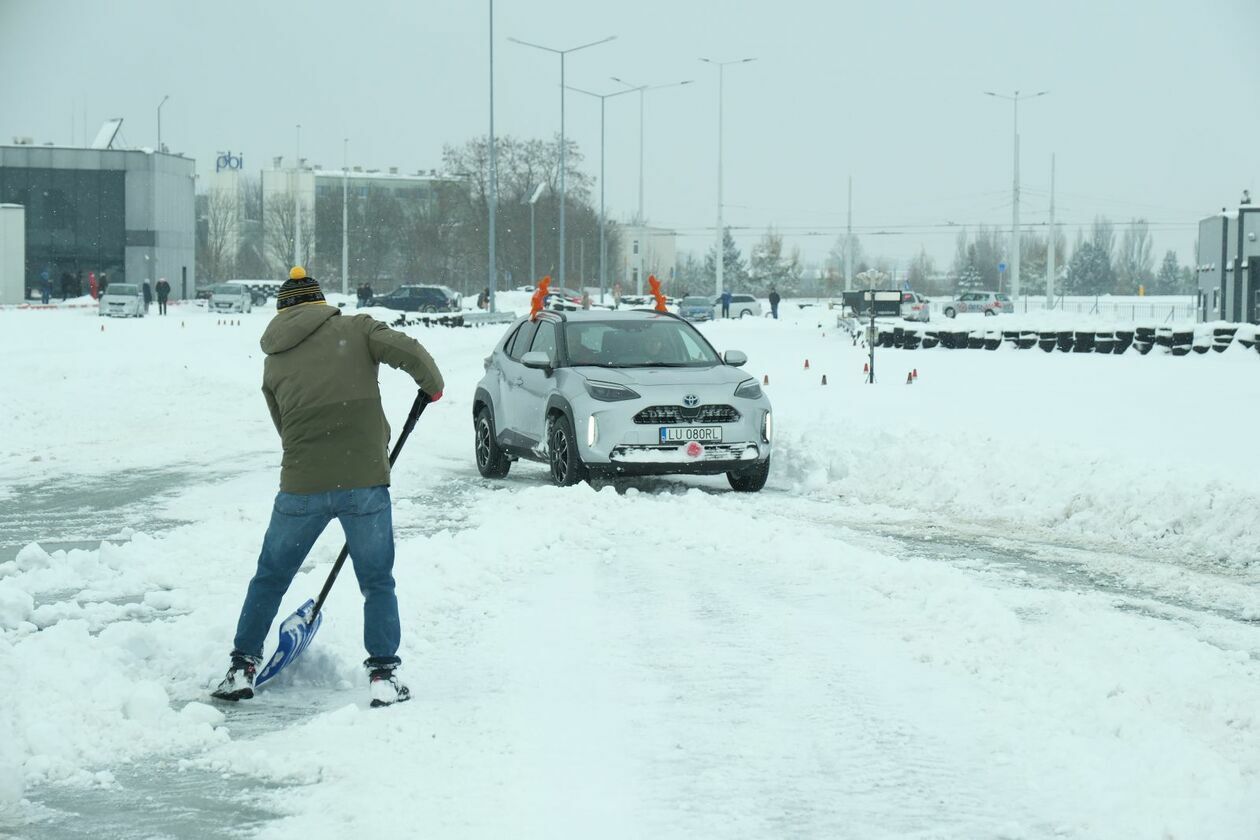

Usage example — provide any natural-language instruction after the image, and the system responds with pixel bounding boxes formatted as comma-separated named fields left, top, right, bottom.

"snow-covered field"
left=0, top=299, right=1257, bottom=838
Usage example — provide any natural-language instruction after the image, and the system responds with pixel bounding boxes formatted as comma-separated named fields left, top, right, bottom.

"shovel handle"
left=309, top=391, right=432, bottom=623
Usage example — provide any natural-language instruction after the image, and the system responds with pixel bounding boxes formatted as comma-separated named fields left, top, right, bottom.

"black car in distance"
left=373, top=284, right=460, bottom=313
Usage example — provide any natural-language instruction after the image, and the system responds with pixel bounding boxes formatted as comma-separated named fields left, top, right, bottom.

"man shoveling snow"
left=212, top=267, right=444, bottom=707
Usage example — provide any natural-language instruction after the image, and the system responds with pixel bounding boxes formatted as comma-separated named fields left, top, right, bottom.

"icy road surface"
left=1, top=298, right=1257, bottom=838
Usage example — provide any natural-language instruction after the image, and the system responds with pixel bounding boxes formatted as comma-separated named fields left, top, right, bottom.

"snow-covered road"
left=1, top=300, right=1257, bottom=838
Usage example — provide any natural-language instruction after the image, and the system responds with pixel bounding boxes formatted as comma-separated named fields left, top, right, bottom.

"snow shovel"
left=255, top=391, right=432, bottom=687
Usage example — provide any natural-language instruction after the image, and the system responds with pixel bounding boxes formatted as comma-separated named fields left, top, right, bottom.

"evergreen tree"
left=749, top=228, right=803, bottom=295
left=1063, top=240, right=1115, bottom=295
left=1153, top=250, right=1182, bottom=294
left=703, top=227, right=750, bottom=293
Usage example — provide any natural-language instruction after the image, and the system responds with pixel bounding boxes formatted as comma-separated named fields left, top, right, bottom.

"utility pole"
left=1046, top=153, right=1056, bottom=308
left=342, top=138, right=349, bottom=295
left=983, top=90, right=1047, bottom=302
left=845, top=176, right=853, bottom=292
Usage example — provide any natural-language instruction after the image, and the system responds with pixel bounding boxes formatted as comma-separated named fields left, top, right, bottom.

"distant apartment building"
left=615, top=224, right=678, bottom=294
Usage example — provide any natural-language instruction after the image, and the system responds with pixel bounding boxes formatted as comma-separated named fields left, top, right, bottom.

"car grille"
left=633, top=404, right=741, bottom=424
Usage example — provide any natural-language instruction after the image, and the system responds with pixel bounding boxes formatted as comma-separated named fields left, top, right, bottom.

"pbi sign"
left=215, top=151, right=244, bottom=173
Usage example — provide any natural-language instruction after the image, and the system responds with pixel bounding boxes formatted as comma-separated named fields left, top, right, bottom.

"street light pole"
left=609, top=76, right=693, bottom=295
left=567, top=84, right=638, bottom=304
left=156, top=95, right=169, bottom=152
left=487, top=0, right=498, bottom=312
left=528, top=182, right=546, bottom=285
left=700, top=57, right=755, bottom=303
left=342, top=138, right=349, bottom=295
left=509, top=34, right=615, bottom=289
left=294, top=124, right=302, bottom=269
left=983, top=89, right=1047, bottom=301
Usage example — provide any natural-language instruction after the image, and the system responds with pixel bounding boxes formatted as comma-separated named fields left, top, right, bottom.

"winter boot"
left=367, top=661, right=410, bottom=708
left=211, top=653, right=261, bottom=702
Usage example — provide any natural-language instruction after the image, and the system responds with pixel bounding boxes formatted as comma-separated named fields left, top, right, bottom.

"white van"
left=210, top=283, right=253, bottom=314
left=98, top=283, right=144, bottom=317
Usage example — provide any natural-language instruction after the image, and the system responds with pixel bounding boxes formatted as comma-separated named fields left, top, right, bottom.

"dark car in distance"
left=373, top=284, right=460, bottom=313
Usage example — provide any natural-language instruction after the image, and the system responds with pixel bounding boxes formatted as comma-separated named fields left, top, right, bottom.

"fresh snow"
left=0, top=301, right=1257, bottom=837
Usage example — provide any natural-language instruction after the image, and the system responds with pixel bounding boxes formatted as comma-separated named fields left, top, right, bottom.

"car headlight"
left=584, top=380, right=640, bottom=402
left=734, top=378, right=762, bottom=400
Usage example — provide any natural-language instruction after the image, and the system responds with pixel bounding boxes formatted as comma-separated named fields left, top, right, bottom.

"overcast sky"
left=2, top=0, right=1256, bottom=269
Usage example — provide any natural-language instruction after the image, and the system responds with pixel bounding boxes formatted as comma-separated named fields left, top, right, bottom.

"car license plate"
left=660, top=426, right=723, bottom=443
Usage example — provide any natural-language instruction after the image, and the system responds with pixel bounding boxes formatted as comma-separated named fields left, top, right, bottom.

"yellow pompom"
left=289, top=266, right=307, bottom=280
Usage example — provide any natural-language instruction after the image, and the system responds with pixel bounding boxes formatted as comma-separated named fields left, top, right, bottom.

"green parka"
left=260, top=304, right=444, bottom=493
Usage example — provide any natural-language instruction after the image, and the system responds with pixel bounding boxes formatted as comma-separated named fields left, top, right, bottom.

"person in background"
left=768, top=287, right=781, bottom=320
left=39, top=269, right=51, bottom=304
left=59, top=271, right=73, bottom=302
left=356, top=282, right=369, bottom=308
left=477, top=287, right=489, bottom=310
left=99, top=272, right=109, bottom=296
left=211, top=267, right=444, bottom=708
left=720, top=289, right=732, bottom=319
left=363, top=282, right=374, bottom=307
left=613, top=282, right=622, bottom=309
left=581, top=290, right=592, bottom=310
left=142, top=279, right=153, bottom=314
left=156, top=277, right=171, bottom=315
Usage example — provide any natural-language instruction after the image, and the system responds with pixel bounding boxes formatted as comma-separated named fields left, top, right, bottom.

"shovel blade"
left=255, top=598, right=323, bottom=687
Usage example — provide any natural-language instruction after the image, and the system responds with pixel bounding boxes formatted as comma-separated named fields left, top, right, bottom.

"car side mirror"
left=521, top=350, right=554, bottom=371
left=723, top=350, right=748, bottom=367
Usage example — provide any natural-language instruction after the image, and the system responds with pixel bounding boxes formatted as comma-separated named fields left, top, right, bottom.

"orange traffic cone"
left=821, top=374, right=828, bottom=386
left=906, top=371, right=914, bottom=385
left=913, top=368, right=918, bottom=379
left=863, top=362, right=869, bottom=374
left=762, top=374, right=769, bottom=386
left=803, top=359, right=810, bottom=370
left=100, top=324, right=104, bottom=332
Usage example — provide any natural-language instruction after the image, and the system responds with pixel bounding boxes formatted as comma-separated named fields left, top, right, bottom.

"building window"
left=1212, top=289, right=1219, bottom=311
left=633, top=240, right=639, bottom=255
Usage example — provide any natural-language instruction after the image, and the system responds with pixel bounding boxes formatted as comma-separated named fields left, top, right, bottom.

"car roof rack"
left=535, top=310, right=566, bottom=323
left=629, top=307, right=686, bottom=323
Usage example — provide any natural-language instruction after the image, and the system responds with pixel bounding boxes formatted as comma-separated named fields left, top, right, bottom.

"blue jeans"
left=232, top=486, right=401, bottom=666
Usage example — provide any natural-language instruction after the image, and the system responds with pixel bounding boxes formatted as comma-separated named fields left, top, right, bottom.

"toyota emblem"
left=683, top=393, right=699, bottom=407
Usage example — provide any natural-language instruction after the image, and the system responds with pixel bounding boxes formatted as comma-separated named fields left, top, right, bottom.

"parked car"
left=901, top=291, right=931, bottom=322
left=471, top=309, right=773, bottom=491
left=226, top=279, right=283, bottom=307
left=373, top=284, right=459, bottom=313
left=942, top=291, right=1013, bottom=318
left=713, top=294, right=763, bottom=318
left=544, top=287, right=585, bottom=310
left=679, top=295, right=716, bottom=322
left=209, top=283, right=253, bottom=314
left=98, top=283, right=144, bottom=317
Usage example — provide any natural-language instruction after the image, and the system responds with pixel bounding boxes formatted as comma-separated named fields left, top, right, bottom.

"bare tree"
left=264, top=192, right=315, bottom=274
left=1116, top=218, right=1154, bottom=294
left=202, top=188, right=241, bottom=283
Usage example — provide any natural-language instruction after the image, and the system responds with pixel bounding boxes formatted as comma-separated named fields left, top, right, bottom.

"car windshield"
left=995, top=293, right=1011, bottom=302
left=564, top=319, right=721, bottom=368
left=213, top=285, right=242, bottom=295
left=681, top=297, right=710, bottom=307
left=106, top=284, right=139, bottom=296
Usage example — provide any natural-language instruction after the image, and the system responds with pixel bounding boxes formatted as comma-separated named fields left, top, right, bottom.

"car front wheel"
left=547, top=413, right=587, bottom=486
left=727, top=458, right=770, bottom=492
left=984, top=309, right=996, bottom=317
left=944, top=307, right=957, bottom=318
left=474, top=407, right=511, bottom=478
